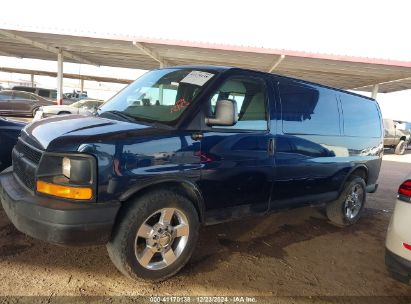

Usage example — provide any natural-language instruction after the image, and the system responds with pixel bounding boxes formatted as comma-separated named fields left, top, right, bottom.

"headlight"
left=61, top=156, right=92, bottom=184
left=36, top=153, right=96, bottom=201
left=62, top=157, right=71, bottom=178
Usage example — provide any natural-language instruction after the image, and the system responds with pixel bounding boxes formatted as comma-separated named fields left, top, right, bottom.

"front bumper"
left=0, top=168, right=120, bottom=246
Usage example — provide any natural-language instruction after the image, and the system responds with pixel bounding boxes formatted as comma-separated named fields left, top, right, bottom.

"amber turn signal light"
left=36, top=180, right=93, bottom=200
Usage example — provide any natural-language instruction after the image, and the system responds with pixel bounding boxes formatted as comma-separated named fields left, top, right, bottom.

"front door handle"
left=191, top=132, right=203, bottom=141
left=268, top=138, right=275, bottom=155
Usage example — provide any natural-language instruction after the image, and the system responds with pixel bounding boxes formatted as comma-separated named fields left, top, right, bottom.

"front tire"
left=395, top=140, right=407, bottom=155
left=107, top=190, right=199, bottom=281
left=326, top=176, right=366, bottom=226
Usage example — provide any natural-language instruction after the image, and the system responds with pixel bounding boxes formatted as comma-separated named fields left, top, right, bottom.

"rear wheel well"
left=120, top=182, right=204, bottom=223
left=400, top=136, right=407, bottom=142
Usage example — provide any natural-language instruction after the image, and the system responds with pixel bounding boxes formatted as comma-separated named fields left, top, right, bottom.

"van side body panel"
left=0, top=66, right=384, bottom=245
left=269, top=77, right=383, bottom=209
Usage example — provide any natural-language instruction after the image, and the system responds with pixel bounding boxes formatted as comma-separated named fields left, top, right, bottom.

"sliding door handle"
left=268, top=138, right=275, bottom=155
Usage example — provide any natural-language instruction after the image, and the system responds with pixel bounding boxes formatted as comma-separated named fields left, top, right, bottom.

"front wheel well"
left=349, top=167, right=368, bottom=184
left=120, top=181, right=204, bottom=223
left=400, top=136, right=407, bottom=142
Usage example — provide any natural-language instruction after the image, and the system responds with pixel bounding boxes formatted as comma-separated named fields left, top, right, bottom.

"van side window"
left=209, top=78, right=268, bottom=130
left=279, top=83, right=340, bottom=136
left=340, top=94, right=381, bottom=137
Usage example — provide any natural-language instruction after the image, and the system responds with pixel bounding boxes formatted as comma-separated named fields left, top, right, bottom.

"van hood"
left=21, top=115, right=169, bottom=151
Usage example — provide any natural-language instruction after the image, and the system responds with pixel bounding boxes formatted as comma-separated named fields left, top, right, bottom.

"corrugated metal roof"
left=0, top=67, right=132, bottom=84
left=0, top=27, right=411, bottom=93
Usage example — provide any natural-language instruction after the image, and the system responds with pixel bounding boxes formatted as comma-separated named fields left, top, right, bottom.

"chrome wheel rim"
left=344, top=184, right=363, bottom=220
left=134, top=208, right=189, bottom=270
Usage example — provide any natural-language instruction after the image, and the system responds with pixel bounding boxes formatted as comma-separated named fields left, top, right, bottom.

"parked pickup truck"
left=384, top=119, right=410, bottom=155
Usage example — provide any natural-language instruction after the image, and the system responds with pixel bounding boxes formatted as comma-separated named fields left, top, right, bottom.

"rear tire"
left=326, top=176, right=366, bottom=226
left=107, top=190, right=199, bottom=281
left=395, top=140, right=407, bottom=155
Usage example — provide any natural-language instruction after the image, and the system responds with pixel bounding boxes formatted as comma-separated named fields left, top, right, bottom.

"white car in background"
left=385, top=174, right=411, bottom=283
left=34, top=99, right=104, bottom=120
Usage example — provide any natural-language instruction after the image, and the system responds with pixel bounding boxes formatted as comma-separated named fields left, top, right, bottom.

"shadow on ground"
left=0, top=205, right=382, bottom=276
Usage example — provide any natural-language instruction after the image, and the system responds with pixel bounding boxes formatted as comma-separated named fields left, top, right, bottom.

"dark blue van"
left=0, top=66, right=383, bottom=281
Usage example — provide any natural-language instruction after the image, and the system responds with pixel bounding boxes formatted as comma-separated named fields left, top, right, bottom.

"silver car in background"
left=34, top=99, right=104, bottom=120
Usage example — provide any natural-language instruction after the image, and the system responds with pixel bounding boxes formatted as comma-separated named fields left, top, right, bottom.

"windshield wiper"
left=98, top=110, right=138, bottom=122
left=99, top=110, right=173, bottom=129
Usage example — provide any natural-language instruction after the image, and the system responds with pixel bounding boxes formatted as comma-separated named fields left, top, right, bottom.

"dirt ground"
left=1, top=151, right=411, bottom=299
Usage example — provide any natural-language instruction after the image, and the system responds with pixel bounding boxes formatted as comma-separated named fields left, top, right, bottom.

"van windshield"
left=99, top=68, right=216, bottom=125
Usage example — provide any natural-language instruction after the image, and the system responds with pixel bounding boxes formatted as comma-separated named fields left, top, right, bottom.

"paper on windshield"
left=180, top=71, right=214, bottom=86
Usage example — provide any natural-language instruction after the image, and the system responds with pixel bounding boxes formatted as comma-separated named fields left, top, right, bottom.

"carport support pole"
left=80, top=79, right=84, bottom=95
left=57, top=49, right=63, bottom=105
left=159, top=84, right=164, bottom=105
left=30, top=74, right=34, bottom=87
left=371, top=84, right=379, bottom=99
left=158, top=61, right=165, bottom=104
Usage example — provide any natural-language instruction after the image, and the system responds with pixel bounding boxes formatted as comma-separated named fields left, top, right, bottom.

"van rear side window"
left=340, top=94, right=381, bottom=137
left=279, top=83, right=340, bottom=136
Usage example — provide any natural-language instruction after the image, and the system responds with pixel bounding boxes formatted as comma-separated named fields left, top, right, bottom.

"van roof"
left=169, top=65, right=376, bottom=102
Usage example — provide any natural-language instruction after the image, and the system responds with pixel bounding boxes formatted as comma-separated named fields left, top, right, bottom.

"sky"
left=0, top=0, right=410, bottom=120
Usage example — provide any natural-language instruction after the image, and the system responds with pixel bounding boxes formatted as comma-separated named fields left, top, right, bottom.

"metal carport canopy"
left=1, top=27, right=411, bottom=93
left=0, top=67, right=132, bottom=84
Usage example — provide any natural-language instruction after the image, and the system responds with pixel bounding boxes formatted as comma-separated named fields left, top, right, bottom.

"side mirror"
left=205, top=99, right=238, bottom=126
